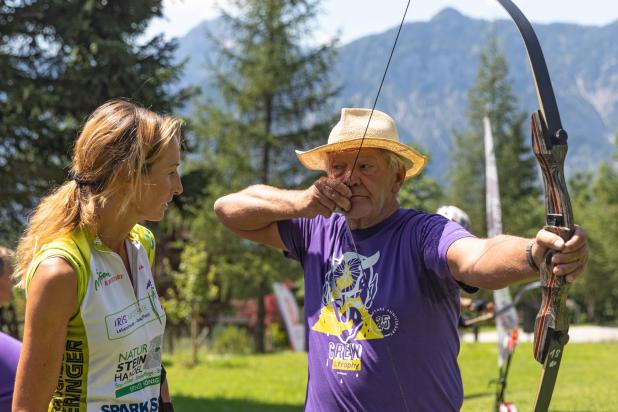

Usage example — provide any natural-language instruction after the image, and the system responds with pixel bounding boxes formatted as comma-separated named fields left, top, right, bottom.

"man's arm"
left=447, top=227, right=588, bottom=290
left=214, top=179, right=352, bottom=249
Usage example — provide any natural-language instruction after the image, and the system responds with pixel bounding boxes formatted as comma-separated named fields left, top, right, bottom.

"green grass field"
left=164, top=342, right=618, bottom=411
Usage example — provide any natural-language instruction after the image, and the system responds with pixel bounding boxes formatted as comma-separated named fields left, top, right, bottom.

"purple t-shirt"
left=0, top=331, right=21, bottom=411
left=278, top=208, right=473, bottom=412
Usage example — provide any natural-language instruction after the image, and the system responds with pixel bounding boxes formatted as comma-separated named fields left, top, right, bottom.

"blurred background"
left=1, top=1, right=618, bottom=410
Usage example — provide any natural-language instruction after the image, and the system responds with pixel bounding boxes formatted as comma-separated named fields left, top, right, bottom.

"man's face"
left=327, top=148, right=403, bottom=222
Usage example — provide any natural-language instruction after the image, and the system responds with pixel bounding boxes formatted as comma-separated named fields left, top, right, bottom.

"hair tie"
left=69, top=170, right=100, bottom=188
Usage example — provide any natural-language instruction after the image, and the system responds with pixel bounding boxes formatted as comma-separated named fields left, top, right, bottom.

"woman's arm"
left=160, top=378, right=173, bottom=411
left=12, top=258, right=77, bottom=412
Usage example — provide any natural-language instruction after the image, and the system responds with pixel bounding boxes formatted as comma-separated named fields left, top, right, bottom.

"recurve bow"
left=495, top=1, right=575, bottom=410
left=352, top=1, right=574, bottom=410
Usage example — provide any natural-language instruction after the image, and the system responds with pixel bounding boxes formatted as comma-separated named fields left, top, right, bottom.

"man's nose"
left=344, top=168, right=361, bottom=186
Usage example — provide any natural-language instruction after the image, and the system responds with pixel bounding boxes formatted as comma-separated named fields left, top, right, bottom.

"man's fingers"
left=551, top=246, right=587, bottom=265
left=533, top=224, right=588, bottom=282
left=317, top=204, right=333, bottom=218
left=552, top=259, right=582, bottom=276
left=563, top=225, right=587, bottom=251
left=312, top=195, right=334, bottom=217
left=331, top=180, right=353, bottom=198
left=315, top=192, right=336, bottom=214
left=535, top=229, right=565, bottom=251
left=561, top=259, right=586, bottom=283
left=315, top=178, right=352, bottom=211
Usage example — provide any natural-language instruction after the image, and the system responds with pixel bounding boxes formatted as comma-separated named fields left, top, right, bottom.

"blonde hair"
left=15, top=99, right=182, bottom=286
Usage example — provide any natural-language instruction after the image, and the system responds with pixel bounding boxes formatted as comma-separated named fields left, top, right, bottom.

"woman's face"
left=135, top=137, right=183, bottom=222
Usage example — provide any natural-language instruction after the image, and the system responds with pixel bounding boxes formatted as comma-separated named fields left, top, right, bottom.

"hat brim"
left=295, top=138, right=427, bottom=180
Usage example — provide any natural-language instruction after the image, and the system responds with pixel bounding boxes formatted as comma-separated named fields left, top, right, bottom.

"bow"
left=348, top=1, right=573, bottom=410
left=495, top=1, right=575, bottom=410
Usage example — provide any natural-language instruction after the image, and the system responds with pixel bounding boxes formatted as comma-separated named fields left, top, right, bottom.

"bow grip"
left=530, top=111, right=575, bottom=363
left=533, top=228, right=572, bottom=363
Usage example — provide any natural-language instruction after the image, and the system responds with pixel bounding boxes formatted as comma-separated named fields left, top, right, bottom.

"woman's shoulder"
left=26, top=230, right=92, bottom=298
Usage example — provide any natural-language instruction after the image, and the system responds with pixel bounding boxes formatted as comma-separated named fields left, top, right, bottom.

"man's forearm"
left=456, top=235, right=540, bottom=290
left=214, top=185, right=304, bottom=231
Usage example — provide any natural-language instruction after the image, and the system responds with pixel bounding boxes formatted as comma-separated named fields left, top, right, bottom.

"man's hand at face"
left=300, top=177, right=352, bottom=218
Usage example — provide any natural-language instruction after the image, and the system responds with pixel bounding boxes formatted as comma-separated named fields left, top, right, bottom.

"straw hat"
left=295, top=108, right=427, bottom=180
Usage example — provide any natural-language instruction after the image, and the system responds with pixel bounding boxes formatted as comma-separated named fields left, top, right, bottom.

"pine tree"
left=399, top=174, right=444, bottom=213
left=0, top=0, right=193, bottom=241
left=569, top=141, right=618, bottom=322
left=449, top=34, right=542, bottom=236
left=184, top=0, right=339, bottom=353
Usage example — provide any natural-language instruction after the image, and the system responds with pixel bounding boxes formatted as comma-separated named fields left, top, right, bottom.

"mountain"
left=173, top=8, right=618, bottom=181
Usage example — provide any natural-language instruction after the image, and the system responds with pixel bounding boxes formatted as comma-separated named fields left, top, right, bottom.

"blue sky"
left=146, top=0, right=618, bottom=43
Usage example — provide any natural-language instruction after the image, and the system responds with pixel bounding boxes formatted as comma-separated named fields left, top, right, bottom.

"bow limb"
left=495, top=1, right=575, bottom=411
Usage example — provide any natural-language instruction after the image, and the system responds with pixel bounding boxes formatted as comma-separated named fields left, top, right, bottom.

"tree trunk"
left=191, top=305, right=199, bottom=365
left=253, top=94, right=273, bottom=354
left=255, top=278, right=267, bottom=353
left=586, top=299, right=595, bottom=322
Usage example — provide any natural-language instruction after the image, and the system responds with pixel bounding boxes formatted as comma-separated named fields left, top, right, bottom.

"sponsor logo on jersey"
left=105, top=299, right=163, bottom=340
left=52, top=339, right=85, bottom=410
left=94, top=270, right=124, bottom=291
left=100, top=397, right=159, bottom=412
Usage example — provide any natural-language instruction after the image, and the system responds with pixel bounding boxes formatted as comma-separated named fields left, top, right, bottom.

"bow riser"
left=530, top=111, right=575, bottom=365
left=530, top=113, right=575, bottom=230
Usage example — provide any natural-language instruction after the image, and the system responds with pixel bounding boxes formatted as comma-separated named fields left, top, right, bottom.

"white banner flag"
left=484, top=117, right=519, bottom=366
left=272, top=282, right=305, bottom=352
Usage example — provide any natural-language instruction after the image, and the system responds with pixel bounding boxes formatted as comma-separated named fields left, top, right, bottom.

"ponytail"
left=14, top=180, right=97, bottom=286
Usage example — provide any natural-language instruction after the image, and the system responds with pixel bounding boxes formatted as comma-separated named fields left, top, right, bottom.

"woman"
left=12, top=99, right=183, bottom=412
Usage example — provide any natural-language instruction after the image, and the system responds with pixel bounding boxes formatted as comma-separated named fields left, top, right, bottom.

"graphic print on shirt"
left=311, top=251, right=399, bottom=374
left=114, top=335, right=163, bottom=398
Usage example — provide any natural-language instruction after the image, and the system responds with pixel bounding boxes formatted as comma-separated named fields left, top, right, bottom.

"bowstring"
left=343, top=0, right=411, bottom=269
left=342, top=0, right=412, bottom=279
left=347, top=0, right=412, bottom=180
left=338, top=1, right=412, bottom=410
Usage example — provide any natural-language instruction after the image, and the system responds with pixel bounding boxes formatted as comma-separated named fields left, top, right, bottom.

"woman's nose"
left=174, top=175, right=183, bottom=196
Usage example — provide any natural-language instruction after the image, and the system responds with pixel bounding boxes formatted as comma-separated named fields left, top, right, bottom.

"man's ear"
left=392, top=167, right=406, bottom=193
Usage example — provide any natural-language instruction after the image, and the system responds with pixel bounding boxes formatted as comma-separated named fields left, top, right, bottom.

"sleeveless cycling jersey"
left=26, top=225, right=166, bottom=412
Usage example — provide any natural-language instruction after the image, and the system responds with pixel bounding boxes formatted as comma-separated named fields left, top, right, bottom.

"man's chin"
left=345, top=207, right=372, bottom=220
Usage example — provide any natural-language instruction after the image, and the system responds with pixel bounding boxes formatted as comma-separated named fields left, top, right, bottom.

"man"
left=214, top=108, right=588, bottom=411
left=0, top=246, right=21, bottom=411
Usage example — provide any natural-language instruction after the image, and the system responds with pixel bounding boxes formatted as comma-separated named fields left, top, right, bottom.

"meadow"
left=164, top=341, right=618, bottom=411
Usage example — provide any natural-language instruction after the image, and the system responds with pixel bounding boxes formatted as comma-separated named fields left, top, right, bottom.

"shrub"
left=211, top=325, right=253, bottom=355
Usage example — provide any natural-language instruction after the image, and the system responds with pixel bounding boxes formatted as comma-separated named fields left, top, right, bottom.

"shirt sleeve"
left=133, top=224, right=156, bottom=268
left=277, top=218, right=308, bottom=262
left=420, top=214, right=477, bottom=292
